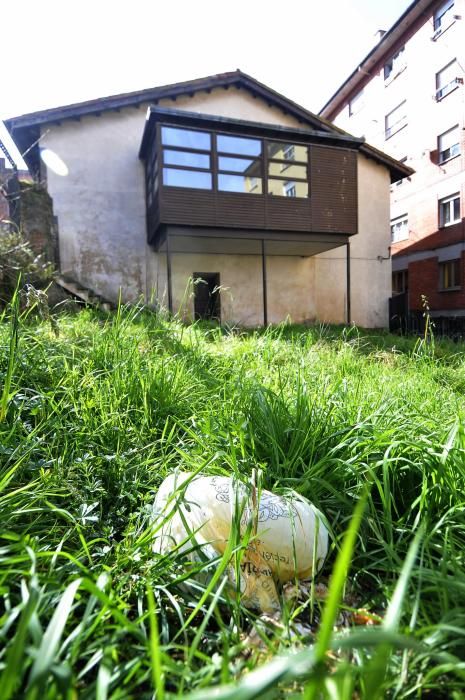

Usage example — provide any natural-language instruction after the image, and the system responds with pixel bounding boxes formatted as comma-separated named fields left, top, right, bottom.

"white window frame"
left=385, top=101, right=407, bottom=139
left=384, top=46, right=406, bottom=84
left=433, top=0, right=455, bottom=34
left=284, top=181, right=297, bottom=197
left=439, top=193, right=460, bottom=227
left=390, top=215, right=409, bottom=242
left=435, top=60, right=462, bottom=101
left=349, top=90, right=364, bottom=116
left=438, top=125, right=460, bottom=163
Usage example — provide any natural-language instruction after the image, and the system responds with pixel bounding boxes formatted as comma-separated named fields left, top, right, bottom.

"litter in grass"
left=152, top=471, right=329, bottom=612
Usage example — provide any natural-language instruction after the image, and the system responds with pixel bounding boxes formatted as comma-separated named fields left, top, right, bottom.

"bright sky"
left=1, top=0, right=412, bottom=168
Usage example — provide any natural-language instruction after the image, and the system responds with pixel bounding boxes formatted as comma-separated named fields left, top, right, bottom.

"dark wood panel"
left=150, top=143, right=358, bottom=239
left=216, top=192, right=265, bottom=228
left=147, top=200, right=160, bottom=244
left=161, top=188, right=217, bottom=226
left=310, top=146, right=357, bottom=234
left=266, top=196, right=312, bottom=232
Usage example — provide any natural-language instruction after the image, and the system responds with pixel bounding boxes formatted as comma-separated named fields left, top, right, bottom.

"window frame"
left=435, top=60, right=462, bottom=101
left=439, top=258, right=461, bottom=291
left=392, top=269, right=408, bottom=295
left=433, top=0, right=455, bottom=34
left=348, top=89, right=364, bottom=117
left=438, top=125, right=460, bottom=164
left=152, top=123, right=313, bottom=198
left=217, top=136, right=264, bottom=194
left=385, top=101, right=407, bottom=139
left=390, top=214, right=409, bottom=243
left=160, top=125, right=214, bottom=191
left=384, top=46, right=406, bottom=84
left=439, top=192, right=461, bottom=227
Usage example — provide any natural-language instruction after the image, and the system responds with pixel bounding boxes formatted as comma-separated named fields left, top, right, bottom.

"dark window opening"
left=439, top=259, right=461, bottom=290
left=392, top=270, right=408, bottom=295
left=193, top=273, right=221, bottom=321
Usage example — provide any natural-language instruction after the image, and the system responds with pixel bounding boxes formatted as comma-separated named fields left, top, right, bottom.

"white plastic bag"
left=152, top=471, right=328, bottom=612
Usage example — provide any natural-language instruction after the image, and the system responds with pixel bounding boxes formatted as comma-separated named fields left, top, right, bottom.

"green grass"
left=1, top=303, right=465, bottom=698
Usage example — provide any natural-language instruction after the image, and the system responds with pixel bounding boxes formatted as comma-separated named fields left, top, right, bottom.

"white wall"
left=147, top=247, right=315, bottom=326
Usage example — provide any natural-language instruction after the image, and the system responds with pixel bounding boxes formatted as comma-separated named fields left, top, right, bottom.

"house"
left=319, top=0, right=465, bottom=334
left=5, top=71, right=410, bottom=327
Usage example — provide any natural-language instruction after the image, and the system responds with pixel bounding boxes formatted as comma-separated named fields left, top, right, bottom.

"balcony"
left=140, top=108, right=361, bottom=248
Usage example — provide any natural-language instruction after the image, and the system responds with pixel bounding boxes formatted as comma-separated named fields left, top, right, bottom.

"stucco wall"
left=158, top=87, right=302, bottom=127
left=40, top=86, right=303, bottom=302
left=147, top=246, right=315, bottom=326
left=314, top=154, right=391, bottom=328
left=42, top=108, right=148, bottom=302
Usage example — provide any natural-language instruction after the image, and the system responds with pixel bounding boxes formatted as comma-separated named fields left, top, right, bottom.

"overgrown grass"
left=1, top=303, right=465, bottom=698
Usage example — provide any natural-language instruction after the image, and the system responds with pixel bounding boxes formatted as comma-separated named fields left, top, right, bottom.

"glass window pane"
left=217, top=135, right=261, bottom=156
left=218, top=156, right=261, bottom=174
left=442, top=202, right=451, bottom=225
left=267, top=142, right=308, bottom=161
left=454, top=197, right=460, bottom=220
left=268, top=179, right=309, bottom=198
left=163, top=168, right=212, bottom=189
left=437, top=61, right=457, bottom=89
left=163, top=149, right=210, bottom=169
left=439, top=126, right=458, bottom=151
left=218, top=174, right=263, bottom=193
left=268, top=162, right=307, bottom=178
left=161, top=127, right=211, bottom=151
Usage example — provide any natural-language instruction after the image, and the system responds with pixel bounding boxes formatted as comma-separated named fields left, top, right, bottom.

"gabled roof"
left=319, top=0, right=431, bottom=119
left=5, top=69, right=413, bottom=182
left=5, top=70, right=330, bottom=131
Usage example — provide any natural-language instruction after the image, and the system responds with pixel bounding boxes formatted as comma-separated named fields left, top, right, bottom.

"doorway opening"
left=193, top=273, right=221, bottom=321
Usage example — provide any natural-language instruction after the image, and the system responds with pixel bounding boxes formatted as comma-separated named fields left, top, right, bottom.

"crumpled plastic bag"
left=152, top=471, right=329, bottom=612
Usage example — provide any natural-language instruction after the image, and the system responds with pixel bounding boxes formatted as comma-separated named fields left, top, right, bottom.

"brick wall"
left=408, top=251, right=465, bottom=311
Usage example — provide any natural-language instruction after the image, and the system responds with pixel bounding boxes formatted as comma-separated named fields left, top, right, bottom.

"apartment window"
left=434, top=0, right=455, bottom=32
left=283, top=145, right=295, bottom=161
left=249, top=177, right=259, bottom=192
left=391, top=215, right=409, bottom=242
left=439, top=259, right=461, bottom=290
left=349, top=89, right=364, bottom=116
left=392, top=270, right=408, bottom=295
left=284, top=182, right=297, bottom=197
left=439, top=193, right=460, bottom=226
left=436, top=60, right=462, bottom=100
left=438, top=125, right=460, bottom=163
left=384, top=47, right=406, bottom=83
left=385, top=101, right=407, bottom=139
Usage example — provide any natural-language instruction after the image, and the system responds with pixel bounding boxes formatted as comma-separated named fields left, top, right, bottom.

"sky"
left=1, top=0, right=413, bottom=168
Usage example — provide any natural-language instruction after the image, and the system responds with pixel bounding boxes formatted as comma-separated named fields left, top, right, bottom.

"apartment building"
left=320, top=0, right=465, bottom=333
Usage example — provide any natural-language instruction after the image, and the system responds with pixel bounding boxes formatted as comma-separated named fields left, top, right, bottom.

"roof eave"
left=319, top=0, right=432, bottom=119
left=139, top=106, right=413, bottom=182
left=4, top=69, right=332, bottom=134
left=138, top=105, right=364, bottom=159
